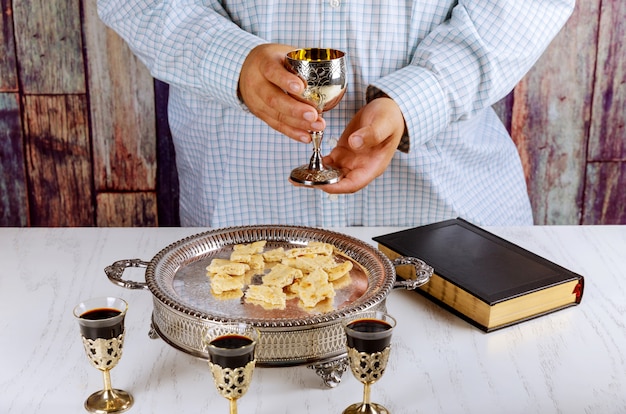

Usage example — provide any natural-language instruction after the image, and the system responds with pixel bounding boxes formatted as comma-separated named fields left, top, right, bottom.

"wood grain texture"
left=96, top=192, right=158, bottom=227
left=583, top=162, right=626, bottom=224
left=588, top=0, right=626, bottom=161
left=0, top=93, right=28, bottom=226
left=82, top=0, right=156, bottom=192
left=0, top=0, right=18, bottom=91
left=12, top=0, right=85, bottom=94
left=511, top=1, right=600, bottom=224
left=1, top=0, right=626, bottom=227
left=22, top=95, right=94, bottom=226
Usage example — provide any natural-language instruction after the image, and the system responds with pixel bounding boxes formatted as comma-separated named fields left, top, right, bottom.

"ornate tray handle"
left=104, top=259, right=151, bottom=290
left=391, top=257, right=433, bottom=290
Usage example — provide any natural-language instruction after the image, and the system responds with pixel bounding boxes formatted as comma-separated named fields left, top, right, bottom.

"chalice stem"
left=362, top=382, right=372, bottom=406
left=307, top=130, right=325, bottom=171
left=102, top=369, right=113, bottom=394
left=229, top=398, right=238, bottom=414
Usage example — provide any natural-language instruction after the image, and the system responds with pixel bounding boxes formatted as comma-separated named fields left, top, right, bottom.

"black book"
left=373, top=218, right=584, bottom=332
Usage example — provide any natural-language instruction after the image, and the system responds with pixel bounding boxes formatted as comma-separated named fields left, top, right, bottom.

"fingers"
left=346, top=98, right=403, bottom=150
left=239, top=44, right=324, bottom=142
left=309, top=98, right=405, bottom=194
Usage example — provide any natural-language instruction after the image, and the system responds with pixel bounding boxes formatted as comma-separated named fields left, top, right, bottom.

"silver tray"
left=105, top=225, right=432, bottom=384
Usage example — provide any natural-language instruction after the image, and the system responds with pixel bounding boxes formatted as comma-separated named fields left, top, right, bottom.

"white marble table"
left=1, top=225, right=625, bottom=413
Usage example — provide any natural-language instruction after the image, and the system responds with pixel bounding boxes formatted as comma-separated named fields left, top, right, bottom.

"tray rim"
left=143, top=224, right=396, bottom=328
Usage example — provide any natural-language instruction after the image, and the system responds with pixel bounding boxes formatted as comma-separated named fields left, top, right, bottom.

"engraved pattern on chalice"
left=82, top=334, right=125, bottom=371
left=285, top=48, right=347, bottom=186
left=347, top=346, right=390, bottom=384
left=209, top=360, right=256, bottom=400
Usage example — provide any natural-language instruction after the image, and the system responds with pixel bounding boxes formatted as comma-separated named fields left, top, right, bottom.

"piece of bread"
left=290, top=267, right=336, bottom=308
left=262, top=263, right=303, bottom=288
left=285, top=241, right=334, bottom=258
left=206, top=258, right=250, bottom=276
left=233, top=240, right=267, bottom=254
left=327, top=260, right=353, bottom=281
left=262, top=247, right=286, bottom=263
left=210, top=273, right=245, bottom=295
left=244, top=284, right=287, bottom=310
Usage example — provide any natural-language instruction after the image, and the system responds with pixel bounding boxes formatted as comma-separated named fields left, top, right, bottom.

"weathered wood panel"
left=96, top=192, right=158, bottom=227
left=22, top=95, right=94, bottom=226
left=511, top=1, right=600, bottom=224
left=583, top=162, right=626, bottom=224
left=588, top=0, right=626, bottom=161
left=0, top=0, right=18, bottom=91
left=82, top=0, right=156, bottom=192
left=12, top=0, right=85, bottom=94
left=1, top=0, right=625, bottom=227
left=0, top=93, right=28, bottom=226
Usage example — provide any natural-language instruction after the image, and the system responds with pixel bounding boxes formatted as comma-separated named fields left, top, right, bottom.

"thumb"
left=347, top=124, right=385, bottom=150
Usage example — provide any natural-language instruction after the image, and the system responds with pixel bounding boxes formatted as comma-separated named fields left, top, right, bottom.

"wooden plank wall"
left=1, top=0, right=624, bottom=227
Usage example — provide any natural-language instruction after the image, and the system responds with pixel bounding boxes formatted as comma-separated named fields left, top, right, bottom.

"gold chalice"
left=285, top=48, right=347, bottom=186
left=73, top=297, right=133, bottom=414
left=342, top=311, right=397, bottom=414
left=203, top=322, right=260, bottom=414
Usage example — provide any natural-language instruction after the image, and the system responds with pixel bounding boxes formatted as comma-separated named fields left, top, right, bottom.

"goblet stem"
left=102, top=370, right=113, bottom=394
left=229, top=398, right=238, bottom=414
left=308, top=130, right=325, bottom=171
left=362, top=382, right=372, bottom=406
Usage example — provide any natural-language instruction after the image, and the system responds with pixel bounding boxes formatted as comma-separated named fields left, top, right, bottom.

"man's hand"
left=320, top=97, right=405, bottom=194
left=239, top=43, right=325, bottom=143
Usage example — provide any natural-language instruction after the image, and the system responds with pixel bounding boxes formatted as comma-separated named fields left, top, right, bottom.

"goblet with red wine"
left=73, top=297, right=134, bottom=414
left=203, top=322, right=260, bottom=414
left=342, top=311, right=397, bottom=414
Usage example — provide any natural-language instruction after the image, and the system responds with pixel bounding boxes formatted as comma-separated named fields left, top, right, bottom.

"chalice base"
left=342, top=402, right=390, bottom=414
left=85, top=388, right=134, bottom=414
left=290, top=165, right=342, bottom=186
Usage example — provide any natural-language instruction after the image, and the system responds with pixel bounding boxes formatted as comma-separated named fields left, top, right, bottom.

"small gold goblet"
left=203, top=322, right=260, bottom=414
left=342, top=311, right=397, bottom=414
left=285, top=48, right=347, bottom=186
left=73, top=297, right=133, bottom=414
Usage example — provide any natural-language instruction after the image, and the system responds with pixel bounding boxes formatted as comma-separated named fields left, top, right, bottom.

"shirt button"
left=328, top=194, right=339, bottom=201
left=328, top=137, right=338, bottom=148
left=329, top=0, right=340, bottom=8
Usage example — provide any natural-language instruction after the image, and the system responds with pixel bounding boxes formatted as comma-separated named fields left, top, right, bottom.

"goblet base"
left=85, top=388, right=134, bottom=414
left=290, top=165, right=342, bottom=186
left=342, top=402, right=390, bottom=414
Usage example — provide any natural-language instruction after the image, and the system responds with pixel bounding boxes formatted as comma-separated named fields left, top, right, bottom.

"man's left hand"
left=319, top=97, right=405, bottom=194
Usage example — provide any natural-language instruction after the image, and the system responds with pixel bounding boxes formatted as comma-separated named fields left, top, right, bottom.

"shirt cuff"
left=369, top=65, right=450, bottom=152
left=199, top=25, right=267, bottom=110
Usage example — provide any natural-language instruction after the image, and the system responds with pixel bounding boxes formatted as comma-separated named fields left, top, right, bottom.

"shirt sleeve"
left=368, top=0, right=576, bottom=150
left=97, top=0, right=267, bottom=109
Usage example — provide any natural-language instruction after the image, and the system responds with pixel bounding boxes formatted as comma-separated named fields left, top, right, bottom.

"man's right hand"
left=238, top=43, right=325, bottom=143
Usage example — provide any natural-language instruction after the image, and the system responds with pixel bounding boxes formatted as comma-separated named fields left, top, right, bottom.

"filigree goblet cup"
left=203, top=322, right=260, bottom=414
left=285, top=48, right=347, bottom=186
left=342, top=311, right=397, bottom=414
left=73, top=297, right=133, bottom=414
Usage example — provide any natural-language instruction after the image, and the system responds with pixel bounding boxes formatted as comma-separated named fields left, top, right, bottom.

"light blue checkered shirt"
left=98, top=0, right=574, bottom=227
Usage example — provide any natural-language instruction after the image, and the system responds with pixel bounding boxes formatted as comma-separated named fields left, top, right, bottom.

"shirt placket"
left=316, top=0, right=348, bottom=227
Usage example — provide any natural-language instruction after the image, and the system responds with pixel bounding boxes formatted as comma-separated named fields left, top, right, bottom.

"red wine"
left=346, top=318, right=393, bottom=353
left=208, top=334, right=255, bottom=369
left=79, top=308, right=124, bottom=340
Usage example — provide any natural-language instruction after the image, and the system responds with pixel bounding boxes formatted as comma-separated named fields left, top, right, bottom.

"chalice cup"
left=285, top=48, right=347, bottom=186
left=342, top=311, right=397, bottom=414
left=203, top=322, right=260, bottom=414
left=73, top=297, right=133, bottom=414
